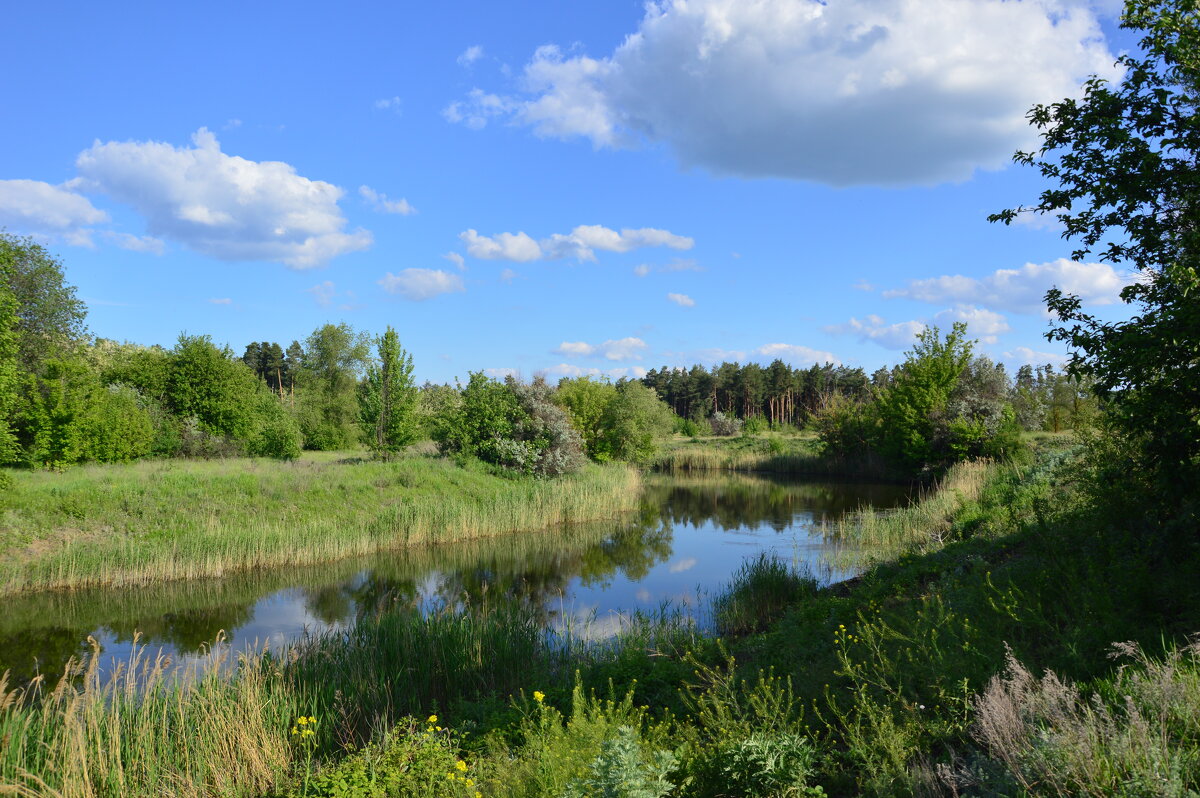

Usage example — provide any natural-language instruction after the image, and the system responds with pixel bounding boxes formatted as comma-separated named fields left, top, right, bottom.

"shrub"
left=562, top=725, right=678, bottom=798
left=708, top=411, right=743, bottom=437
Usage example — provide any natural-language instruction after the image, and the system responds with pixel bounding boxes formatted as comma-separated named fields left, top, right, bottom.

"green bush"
left=297, top=717, right=480, bottom=798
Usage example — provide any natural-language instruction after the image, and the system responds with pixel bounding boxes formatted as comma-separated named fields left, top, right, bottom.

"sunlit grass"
left=0, top=453, right=641, bottom=594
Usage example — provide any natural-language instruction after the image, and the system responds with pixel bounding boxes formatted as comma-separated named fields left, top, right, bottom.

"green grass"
left=0, top=452, right=641, bottom=595
left=5, top=441, right=1197, bottom=797
left=652, top=432, right=900, bottom=480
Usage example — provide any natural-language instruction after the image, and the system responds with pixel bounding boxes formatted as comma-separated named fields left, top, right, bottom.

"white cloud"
left=500, top=268, right=517, bottom=283
left=307, top=280, right=337, bottom=307
left=460, top=224, right=692, bottom=262
left=755, top=343, right=840, bottom=366
left=0, top=179, right=108, bottom=234
left=539, top=363, right=605, bottom=378
left=457, top=45, right=484, bottom=66
left=667, top=292, right=695, bottom=307
left=884, top=259, right=1130, bottom=315
left=554, top=337, right=648, bottom=361
left=853, top=280, right=875, bottom=292
left=443, top=89, right=515, bottom=130
left=208, top=297, right=232, bottom=305
left=1004, top=346, right=1070, bottom=368
left=374, top=96, right=403, bottom=112
left=461, top=229, right=542, bottom=261
left=378, top=269, right=465, bottom=301
left=359, top=185, right=415, bottom=215
left=485, top=367, right=520, bottom=378
left=933, top=304, right=1010, bottom=344
left=684, top=347, right=747, bottom=364
left=73, top=128, right=371, bottom=268
left=443, top=251, right=466, bottom=271
left=633, top=264, right=651, bottom=277
left=825, top=315, right=926, bottom=350
left=102, top=231, right=165, bottom=254
left=449, top=0, right=1119, bottom=186
left=556, top=341, right=596, bottom=356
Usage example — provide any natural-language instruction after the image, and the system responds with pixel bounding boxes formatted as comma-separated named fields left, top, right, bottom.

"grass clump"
left=712, top=553, right=819, bottom=636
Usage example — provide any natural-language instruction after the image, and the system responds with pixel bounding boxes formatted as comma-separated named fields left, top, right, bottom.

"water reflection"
left=0, top=474, right=908, bottom=682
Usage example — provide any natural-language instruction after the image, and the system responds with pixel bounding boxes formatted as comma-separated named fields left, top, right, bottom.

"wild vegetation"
left=0, top=1, right=1196, bottom=795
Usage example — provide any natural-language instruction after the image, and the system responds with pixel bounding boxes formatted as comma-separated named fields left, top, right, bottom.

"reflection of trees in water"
left=103, top=603, right=256, bottom=651
left=0, top=475, right=905, bottom=684
left=354, top=514, right=676, bottom=625
left=0, top=627, right=93, bottom=684
left=641, top=475, right=909, bottom=533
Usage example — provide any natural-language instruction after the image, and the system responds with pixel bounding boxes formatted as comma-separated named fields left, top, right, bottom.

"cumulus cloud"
left=1004, top=346, right=1070, bottom=368
left=448, top=0, right=1119, bottom=185
left=485, top=367, right=520, bottom=378
left=755, top=343, right=840, bottom=366
left=443, top=89, right=515, bottom=130
left=500, top=268, right=517, bottom=283
left=459, top=224, right=692, bottom=262
left=633, top=264, right=651, bottom=277
left=884, top=259, right=1130, bottom=315
left=0, top=179, right=108, bottom=235
left=826, top=315, right=926, bottom=350
left=359, top=185, right=415, bottom=215
left=102, top=231, right=165, bottom=254
left=933, top=304, right=1010, bottom=344
left=457, top=45, right=484, bottom=66
left=461, top=229, right=542, bottom=261
left=378, top=269, right=465, bottom=301
left=554, top=337, right=648, bottom=361
left=442, top=252, right=466, bottom=270
left=307, top=280, right=338, bottom=307
left=72, top=128, right=371, bottom=268
left=667, top=292, right=695, bottom=307
left=374, top=96, right=403, bottom=112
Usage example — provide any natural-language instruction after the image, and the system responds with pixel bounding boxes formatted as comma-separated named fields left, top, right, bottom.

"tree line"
left=0, top=229, right=1096, bottom=481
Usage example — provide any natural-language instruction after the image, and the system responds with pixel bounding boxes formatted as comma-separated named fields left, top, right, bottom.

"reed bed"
left=821, top=459, right=993, bottom=559
left=0, top=602, right=700, bottom=798
left=652, top=435, right=899, bottom=480
left=0, top=455, right=641, bottom=595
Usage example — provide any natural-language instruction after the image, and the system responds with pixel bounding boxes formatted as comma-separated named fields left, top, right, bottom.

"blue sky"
left=0, top=0, right=1140, bottom=383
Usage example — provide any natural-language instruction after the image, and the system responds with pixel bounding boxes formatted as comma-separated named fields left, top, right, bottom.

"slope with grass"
left=0, top=452, right=641, bottom=595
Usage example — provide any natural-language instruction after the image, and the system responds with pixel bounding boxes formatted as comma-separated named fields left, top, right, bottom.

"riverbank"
left=0, top=453, right=641, bottom=595
left=4, top=444, right=1197, bottom=797
left=652, top=431, right=904, bottom=480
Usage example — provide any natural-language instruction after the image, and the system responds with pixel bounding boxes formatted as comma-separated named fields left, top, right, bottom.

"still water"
left=0, top=474, right=909, bottom=683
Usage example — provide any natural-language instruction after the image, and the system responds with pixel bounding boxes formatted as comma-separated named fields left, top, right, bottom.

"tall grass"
left=0, top=602, right=702, bottom=797
left=821, top=459, right=992, bottom=559
left=958, top=639, right=1200, bottom=795
left=652, top=434, right=900, bottom=480
left=711, top=553, right=820, bottom=636
left=0, top=638, right=303, bottom=797
left=0, top=454, right=641, bottom=594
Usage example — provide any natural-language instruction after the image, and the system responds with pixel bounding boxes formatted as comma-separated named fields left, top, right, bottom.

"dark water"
left=0, top=474, right=909, bottom=683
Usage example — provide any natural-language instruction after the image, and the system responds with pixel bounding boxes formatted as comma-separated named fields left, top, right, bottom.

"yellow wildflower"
left=455, top=760, right=468, bottom=772
left=427, top=714, right=438, bottom=724
left=308, top=716, right=317, bottom=724
left=297, top=717, right=308, bottom=726
left=533, top=691, right=545, bottom=703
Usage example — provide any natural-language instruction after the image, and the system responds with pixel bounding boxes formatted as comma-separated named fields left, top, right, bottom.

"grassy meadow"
left=5, top=439, right=1198, bottom=796
left=0, top=451, right=641, bottom=595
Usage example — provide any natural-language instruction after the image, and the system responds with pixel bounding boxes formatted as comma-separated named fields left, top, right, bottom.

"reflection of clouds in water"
left=636, top=589, right=653, bottom=603
left=668, top=557, right=697, bottom=574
